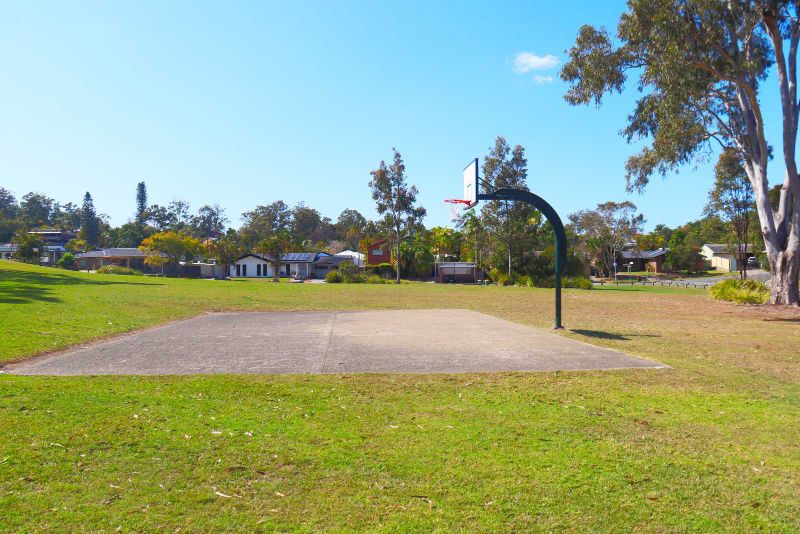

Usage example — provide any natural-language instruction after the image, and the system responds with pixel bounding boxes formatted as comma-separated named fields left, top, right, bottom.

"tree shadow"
left=570, top=329, right=661, bottom=341
left=763, top=317, right=800, bottom=324
left=0, top=267, right=163, bottom=305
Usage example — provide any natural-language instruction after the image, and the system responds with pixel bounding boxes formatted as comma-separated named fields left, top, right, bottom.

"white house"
left=701, top=243, right=754, bottom=272
left=334, top=250, right=365, bottom=267
left=230, top=252, right=331, bottom=278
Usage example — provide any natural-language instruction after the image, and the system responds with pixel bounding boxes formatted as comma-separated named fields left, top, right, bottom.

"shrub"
left=56, top=252, right=76, bottom=269
left=325, top=271, right=343, bottom=283
left=566, top=276, right=593, bottom=290
left=377, top=262, right=396, bottom=278
left=514, top=275, right=534, bottom=287
left=96, top=265, right=141, bottom=276
left=710, top=278, right=769, bottom=304
left=366, top=274, right=389, bottom=284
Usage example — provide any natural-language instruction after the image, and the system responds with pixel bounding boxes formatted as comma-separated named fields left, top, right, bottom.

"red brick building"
left=366, top=239, right=391, bottom=265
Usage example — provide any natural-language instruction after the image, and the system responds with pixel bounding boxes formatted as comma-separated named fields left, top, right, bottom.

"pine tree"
left=80, top=192, right=99, bottom=248
left=136, top=182, right=147, bottom=225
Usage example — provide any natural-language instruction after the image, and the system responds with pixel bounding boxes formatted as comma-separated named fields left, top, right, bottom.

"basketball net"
left=444, top=199, right=471, bottom=222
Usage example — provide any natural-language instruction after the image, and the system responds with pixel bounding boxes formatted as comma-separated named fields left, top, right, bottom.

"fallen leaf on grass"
left=213, top=487, right=240, bottom=498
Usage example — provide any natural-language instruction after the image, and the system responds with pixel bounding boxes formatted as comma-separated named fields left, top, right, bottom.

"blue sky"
left=0, top=0, right=787, bottom=231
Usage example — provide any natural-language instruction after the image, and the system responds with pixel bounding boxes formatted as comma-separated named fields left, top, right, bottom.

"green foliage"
left=710, top=279, right=769, bottom=305
left=325, top=271, right=343, bottom=283
left=514, top=275, right=534, bottom=287
left=55, top=252, right=75, bottom=269
left=96, top=265, right=142, bottom=276
left=337, top=260, right=361, bottom=281
left=366, top=274, right=390, bottom=284
left=12, top=230, right=44, bottom=262
left=80, top=192, right=100, bottom=248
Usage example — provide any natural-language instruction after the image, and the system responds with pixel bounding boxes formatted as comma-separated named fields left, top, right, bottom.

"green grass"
left=2, top=261, right=800, bottom=530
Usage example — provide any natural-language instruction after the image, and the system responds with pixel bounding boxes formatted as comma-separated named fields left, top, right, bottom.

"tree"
left=240, top=201, right=292, bottom=248
left=706, top=149, right=755, bottom=279
left=51, top=202, right=81, bottom=230
left=291, top=203, right=323, bottom=242
left=0, top=188, right=18, bottom=220
left=139, top=231, right=202, bottom=275
left=336, top=209, right=368, bottom=250
left=56, top=252, right=76, bottom=269
left=19, top=193, right=53, bottom=228
left=204, top=235, right=240, bottom=279
left=569, top=201, right=645, bottom=277
left=456, top=208, right=486, bottom=270
left=561, top=0, right=800, bottom=305
left=167, top=200, right=192, bottom=232
left=136, top=182, right=148, bottom=225
left=256, top=230, right=292, bottom=281
left=192, top=204, right=228, bottom=237
left=12, top=230, right=44, bottom=262
left=146, top=204, right=175, bottom=231
left=80, top=192, right=100, bottom=248
left=0, top=188, right=19, bottom=242
left=480, top=137, right=538, bottom=279
left=368, top=148, right=427, bottom=283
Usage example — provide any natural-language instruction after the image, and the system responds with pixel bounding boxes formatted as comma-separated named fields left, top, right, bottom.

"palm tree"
left=256, top=231, right=292, bottom=282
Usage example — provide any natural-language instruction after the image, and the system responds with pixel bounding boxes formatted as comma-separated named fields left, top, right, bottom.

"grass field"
left=2, top=261, right=800, bottom=530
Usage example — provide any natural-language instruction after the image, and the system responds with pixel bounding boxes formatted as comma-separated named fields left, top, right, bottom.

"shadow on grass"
left=570, top=329, right=661, bottom=341
left=0, top=268, right=163, bottom=304
left=763, top=317, right=800, bottom=324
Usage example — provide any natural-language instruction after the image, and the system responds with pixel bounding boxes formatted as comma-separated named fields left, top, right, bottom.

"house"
left=75, top=248, right=166, bottom=273
left=230, top=252, right=332, bottom=278
left=618, top=249, right=668, bottom=273
left=27, top=229, right=76, bottom=264
left=334, top=250, right=365, bottom=267
left=366, top=239, right=391, bottom=265
left=313, top=254, right=355, bottom=278
left=434, top=262, right=478, bottom=283
left=701, top=243, right=755, bottom=272
left=0, top=243, right=16, bottom=259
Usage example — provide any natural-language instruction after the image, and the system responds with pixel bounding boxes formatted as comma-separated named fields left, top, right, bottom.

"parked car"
left=746, top=256, right=760, bottom=268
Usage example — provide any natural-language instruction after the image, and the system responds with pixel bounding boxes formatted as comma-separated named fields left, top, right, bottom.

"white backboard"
left=463, top=158, right=478, bottom=208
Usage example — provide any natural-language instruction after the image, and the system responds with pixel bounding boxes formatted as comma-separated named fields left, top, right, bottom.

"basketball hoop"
left=444, top=198, right=471, bottom=221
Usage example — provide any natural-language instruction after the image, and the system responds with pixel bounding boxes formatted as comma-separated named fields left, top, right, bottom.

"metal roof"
left=76, top=248, right=165, bottom=259
left=234, top=252, right=330, bottom=263
left=0, top=243, right=17, bottom=252
left=620, top=249, right=668, bottom=260
left=703, top=243, right=754, bottom=254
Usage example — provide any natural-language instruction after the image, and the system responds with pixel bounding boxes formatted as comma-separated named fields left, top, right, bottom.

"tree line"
left=1, top=135, right=760, bottom=283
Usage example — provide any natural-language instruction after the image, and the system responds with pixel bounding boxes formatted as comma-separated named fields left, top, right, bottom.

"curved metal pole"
left=479, top=188, right=567, bottom=329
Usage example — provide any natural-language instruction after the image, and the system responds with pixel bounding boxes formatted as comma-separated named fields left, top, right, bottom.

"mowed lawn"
left=1, top=261, right=800, bottom=530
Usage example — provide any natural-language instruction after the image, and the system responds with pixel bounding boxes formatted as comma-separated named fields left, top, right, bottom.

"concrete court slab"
left=7, top=309, right=665, bottom=376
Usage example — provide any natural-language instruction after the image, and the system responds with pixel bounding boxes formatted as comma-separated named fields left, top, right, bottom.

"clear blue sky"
left=0, top=0, right=786, bottom=231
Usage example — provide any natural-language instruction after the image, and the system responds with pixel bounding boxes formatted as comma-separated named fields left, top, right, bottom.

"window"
left=242, top=264, right=247, bottom=276
left=372, top=249, right=382, bottom=256
left=257, top=264, right=261, bottom=277
left=236, top=264, right=241, bottom=277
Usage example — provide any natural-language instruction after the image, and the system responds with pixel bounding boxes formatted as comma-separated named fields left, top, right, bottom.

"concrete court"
left=7, top=309, right=665, bottom=375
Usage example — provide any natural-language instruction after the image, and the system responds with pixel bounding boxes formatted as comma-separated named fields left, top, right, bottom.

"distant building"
left=27, top=229, right=76, bottom=264
left=618, top=249, right=668, bottom=273
left=434, top=262, right=478, bottom=283
left=75, top=248, right=166, bottom=273
left=366, top=239, right=391, bottom=265
left=0, top=243, right=16, bottom=259
left=230, top=252, right=332, bottom=279
left=334, top=250, right=365, bottom=267
left=701, top=243, right=755, bottom=272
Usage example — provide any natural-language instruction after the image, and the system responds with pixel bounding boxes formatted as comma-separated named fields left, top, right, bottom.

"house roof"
left=233, top=252, right=330, bottom=263
left=620, top=249, right=669, bottom=260
left=314, top=255, right=352, bottom=267
left=335, top=250, right=364, bottom=258
left=0, top=243, right=17, bottom=252
left=703, top=243, right=754, bottom=254
left=76, top=248, right=165, bottom=259
left=367, top=239, right=387, bottom=248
